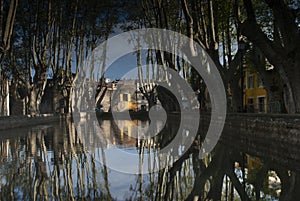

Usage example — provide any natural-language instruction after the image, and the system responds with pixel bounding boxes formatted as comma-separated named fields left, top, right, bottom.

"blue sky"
left=104, top=52, right=138, bottom=81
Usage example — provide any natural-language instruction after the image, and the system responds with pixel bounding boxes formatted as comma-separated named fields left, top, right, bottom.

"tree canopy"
left=0, top=0, right=299, bottom=115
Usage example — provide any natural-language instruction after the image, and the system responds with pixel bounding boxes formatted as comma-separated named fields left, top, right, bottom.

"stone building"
left=100, top=79, right=150, bottom=112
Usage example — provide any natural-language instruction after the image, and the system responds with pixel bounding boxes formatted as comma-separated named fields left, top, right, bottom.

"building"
left=100, top=79, right=150, bottom=112
left=243, top=68, right=268, bottom=113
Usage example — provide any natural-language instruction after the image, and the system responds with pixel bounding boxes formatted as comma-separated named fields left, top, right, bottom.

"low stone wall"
left=199, top=113, right=300, bottom=172
left=0, top=114, right=70, bottom=130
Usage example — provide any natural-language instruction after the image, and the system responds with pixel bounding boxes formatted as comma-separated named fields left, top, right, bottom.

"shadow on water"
left=0, top=117, right=299, bottom=201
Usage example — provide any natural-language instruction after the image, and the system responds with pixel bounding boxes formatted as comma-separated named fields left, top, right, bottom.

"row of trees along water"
left=0, top=0, right=299, bottom=115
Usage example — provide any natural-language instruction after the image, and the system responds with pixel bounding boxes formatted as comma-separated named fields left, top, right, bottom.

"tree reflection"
left=0, top=120, right=115, bottom=201
left=0, top=119, right=299, bottom=200
left=123, top=117, right=300, bottom=201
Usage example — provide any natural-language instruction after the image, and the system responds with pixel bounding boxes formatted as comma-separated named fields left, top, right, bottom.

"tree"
left=0, top=0, right=18, bottom=116
left=180, top=0, right=249, bottom=112
left=2, top=0, right=120, bottom=115
left=239, top=0, right=300, bottom=113
left=0, top=0, right=18, bottom=62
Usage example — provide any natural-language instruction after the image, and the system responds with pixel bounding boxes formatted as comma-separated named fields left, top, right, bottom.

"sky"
left=102, top=25, right=140, bottom=81
left=71, top=24, right=239, bottom=83
left=104, top=53, right=138, bottom=81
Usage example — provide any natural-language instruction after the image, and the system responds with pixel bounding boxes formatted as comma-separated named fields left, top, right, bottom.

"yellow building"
left=243, top=68, right=268, bottom=113
left=118, top=93, right=137, bottom=111
left=112, top=80, right=150, bottom=112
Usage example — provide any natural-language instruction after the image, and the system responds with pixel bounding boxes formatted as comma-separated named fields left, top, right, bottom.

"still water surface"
left=0, top=118, right=299, bottom=201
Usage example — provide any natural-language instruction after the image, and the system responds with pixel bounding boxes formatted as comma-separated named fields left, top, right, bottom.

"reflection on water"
left=0, top=118, right=299, bottom=201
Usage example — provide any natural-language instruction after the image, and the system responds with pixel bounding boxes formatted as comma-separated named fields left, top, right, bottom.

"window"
left=258, top=96, right=265, bottom=113
left=247, top=98, right=254, bottom=112
left=257, top=75, right=263, bottom=87
left=248, top=75, right=254, bottom=89
left=123, top=94, right=129, bottom=101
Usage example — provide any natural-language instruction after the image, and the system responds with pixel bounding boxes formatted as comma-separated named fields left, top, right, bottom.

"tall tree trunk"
left=240, top=0, right=300, bottom=113
left=28, top=0, right=52, bottom=115
left=29, top=78, right=47, bottom=115
left=0, top=0, right=18, bottom=116
left=0, top=0, right=18, bottom=62
left=0, top=77, right=9, bottom=116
